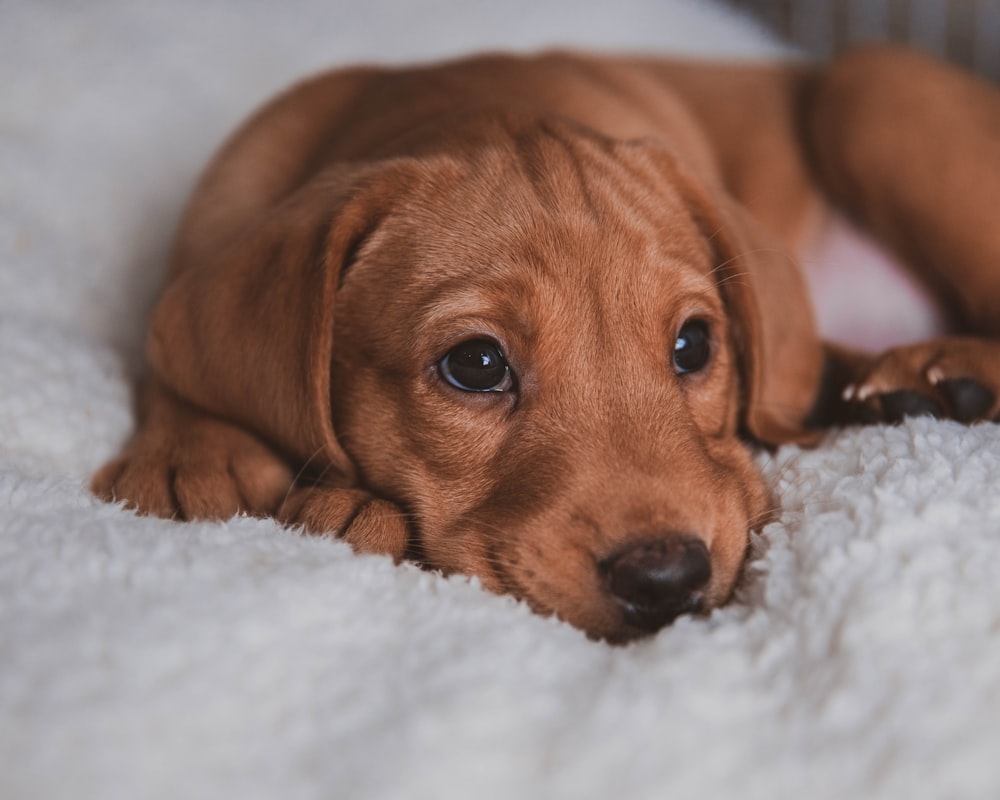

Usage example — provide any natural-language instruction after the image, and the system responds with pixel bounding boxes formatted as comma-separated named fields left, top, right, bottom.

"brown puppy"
left=93, top=46, right=1000, bottom=642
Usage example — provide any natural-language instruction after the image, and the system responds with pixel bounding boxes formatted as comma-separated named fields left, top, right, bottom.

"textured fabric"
left=3, top=2, right=999, bottom=798
left=731, top=0, right=1000, bottom=78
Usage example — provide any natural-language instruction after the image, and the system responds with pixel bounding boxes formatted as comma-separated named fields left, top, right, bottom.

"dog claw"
left=855, top=384, right=875, bottom=402
left=926, top=366, right=944, bottom=385
left=840, top=383, right=874, bottom=403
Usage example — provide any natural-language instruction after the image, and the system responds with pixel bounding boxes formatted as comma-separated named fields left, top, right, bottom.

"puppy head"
left=150, top=115, right=821, bottom=642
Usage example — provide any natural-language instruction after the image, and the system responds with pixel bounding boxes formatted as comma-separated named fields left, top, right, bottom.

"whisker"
left=276, top=444, right=328, bottom=516
left=712, top=245, right=801, bottom=279
left=713, top=270, right=752, bottom=289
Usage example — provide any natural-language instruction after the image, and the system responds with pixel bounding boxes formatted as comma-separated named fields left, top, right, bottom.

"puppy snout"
left=601, top=535, right=711, bottom=633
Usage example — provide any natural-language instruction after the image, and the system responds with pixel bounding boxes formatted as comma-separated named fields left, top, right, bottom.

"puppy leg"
left=842, top=338, right=1000, bottom=424
left=802, top=45, right=1000, bottom=334
left=278, top=487, right=410, bottom=562
left=92, top=378, right=293, bottom=520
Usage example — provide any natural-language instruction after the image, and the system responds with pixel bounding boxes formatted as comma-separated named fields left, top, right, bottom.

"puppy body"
left=95, top=48, right=1000, bottom=641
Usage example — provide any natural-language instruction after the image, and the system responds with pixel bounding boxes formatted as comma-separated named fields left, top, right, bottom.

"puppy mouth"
left=409, top=510, right=733, bottom=642
left=509, top=535, right=718, bottom=642
left=616, top=591, right=706, bottom=634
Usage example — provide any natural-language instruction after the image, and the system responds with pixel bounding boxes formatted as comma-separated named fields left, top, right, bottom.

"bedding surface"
left=3, top=2, right=1000, bottom=798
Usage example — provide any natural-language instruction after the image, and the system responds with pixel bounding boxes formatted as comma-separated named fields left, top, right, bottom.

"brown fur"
left=93, top=46, right=1000, bottom=642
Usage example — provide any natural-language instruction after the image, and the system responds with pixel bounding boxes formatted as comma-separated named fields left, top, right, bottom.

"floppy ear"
left=705, top=194, right=825, bottom=445
left=146, top=163, right=407, bottom=477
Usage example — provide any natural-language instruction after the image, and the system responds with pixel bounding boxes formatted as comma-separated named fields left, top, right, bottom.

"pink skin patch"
left=800, top=214, right=948, bottom=353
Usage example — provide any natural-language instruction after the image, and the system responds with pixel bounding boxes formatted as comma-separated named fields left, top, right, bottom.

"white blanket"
left=3, top=2, right=999, bottom=798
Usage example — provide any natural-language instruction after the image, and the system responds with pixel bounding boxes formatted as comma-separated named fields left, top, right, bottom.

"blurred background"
left=729, top=0, right=1000, bottom=78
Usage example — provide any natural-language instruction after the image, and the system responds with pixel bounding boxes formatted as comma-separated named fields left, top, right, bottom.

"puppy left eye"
left=673, top=319, right=711, bottom=374
left=439, top=338, right=513, bottom=392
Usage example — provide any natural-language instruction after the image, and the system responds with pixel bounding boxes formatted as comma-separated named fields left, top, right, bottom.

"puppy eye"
left=673, top=319, right=711, bottom=374
left=439, top=339, right=513, bottom=392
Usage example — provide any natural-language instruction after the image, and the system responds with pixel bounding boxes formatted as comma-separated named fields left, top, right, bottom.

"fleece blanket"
left=3, top=2, right=1000, bottom=798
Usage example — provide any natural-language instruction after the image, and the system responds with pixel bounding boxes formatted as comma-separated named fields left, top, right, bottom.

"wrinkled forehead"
left=384, top=135, right=720, bottom=310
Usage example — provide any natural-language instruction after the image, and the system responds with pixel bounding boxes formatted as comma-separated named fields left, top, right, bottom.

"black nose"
left=602, top=535, right=711, bottom=632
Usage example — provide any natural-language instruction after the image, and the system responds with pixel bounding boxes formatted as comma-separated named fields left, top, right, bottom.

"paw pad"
left=935, top=377, right=995, bottom=423
left=877, top=389, right=941, bottom=423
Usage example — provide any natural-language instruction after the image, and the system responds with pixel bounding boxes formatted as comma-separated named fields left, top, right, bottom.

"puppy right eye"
left=439, top=339, right=513, bottom=392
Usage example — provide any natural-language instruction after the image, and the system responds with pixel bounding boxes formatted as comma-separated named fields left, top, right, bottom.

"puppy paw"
left=843, top=338, right=1000, bottom=424
left=92, top=420, right=294, bottom=521
left=278, top=486, right=410, bottom=561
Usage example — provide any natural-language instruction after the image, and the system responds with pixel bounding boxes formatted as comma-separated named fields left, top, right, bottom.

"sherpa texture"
left=3, top=2, right=1000, bottom=798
